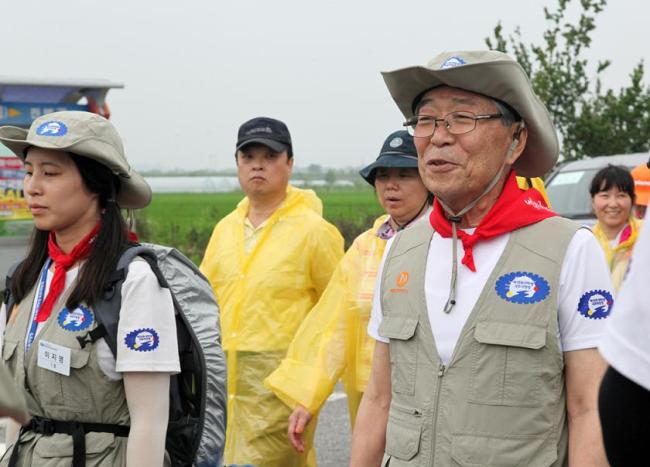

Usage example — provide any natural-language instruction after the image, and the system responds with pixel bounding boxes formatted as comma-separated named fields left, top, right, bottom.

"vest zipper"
left=431, top=363, right=445, bottom=466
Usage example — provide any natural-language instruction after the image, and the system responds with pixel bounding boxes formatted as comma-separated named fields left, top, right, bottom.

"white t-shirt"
left=0, top=260, right=180, bottom=380
left=368, top=226, right=615, bottom=365
left=599, top=214, right=650, bottom=390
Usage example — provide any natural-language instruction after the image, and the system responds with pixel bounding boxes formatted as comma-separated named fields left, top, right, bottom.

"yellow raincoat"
left=265, top=215, right=389, bottom=427
left=592, top=217, right=642, bottom=293
left=516, top=176, right=551, bottom=206
left=200, top=185, right=343, bottom=467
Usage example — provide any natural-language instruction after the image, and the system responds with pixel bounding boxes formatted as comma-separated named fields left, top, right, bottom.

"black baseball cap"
left=359, top=130, right=419, bottom=185
left=235, top=117, right=293, bottom=156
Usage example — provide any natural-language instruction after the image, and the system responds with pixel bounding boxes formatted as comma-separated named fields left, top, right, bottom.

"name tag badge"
left=37, top=340, right=71, bottom=376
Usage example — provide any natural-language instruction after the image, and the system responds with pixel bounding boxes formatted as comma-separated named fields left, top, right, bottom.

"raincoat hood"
left=235, top=185, right=323, bottom=218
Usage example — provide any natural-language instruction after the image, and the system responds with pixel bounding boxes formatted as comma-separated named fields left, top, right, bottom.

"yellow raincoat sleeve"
left=265, top=257, right=351, bottom=414
left=265, top=217, right=387, bottom=417
left=309, top=222, right=345, bottom=297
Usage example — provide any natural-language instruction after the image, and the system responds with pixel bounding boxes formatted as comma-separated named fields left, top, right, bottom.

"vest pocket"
left=379, top=316, right=418, bottom=395
left=36, top=348, right=92, bottom=414
left=2, top=340, right=19, bottom=376
left=60, top=349, right=92, bottom=411
left=384, top=401, right=423, bottom=464
left=2, top=340, right=18, bottom=362
left=450, top=432, right=558, bottom=466
left=468, top=322, right=546, bottom=407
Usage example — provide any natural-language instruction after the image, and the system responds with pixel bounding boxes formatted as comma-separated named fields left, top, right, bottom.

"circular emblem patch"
left=57, top=306, right=93, bottom=332
left=36, top=121, right=68, bottom=137
left=440, top=56, right=467, bottom=69
left=495, top=271, right=550, bottom=304
left=124, top=328, right=160, bottom=352
left=389, top=137, right=403, bottom=148
left=577, top=290, right=613, bottom=320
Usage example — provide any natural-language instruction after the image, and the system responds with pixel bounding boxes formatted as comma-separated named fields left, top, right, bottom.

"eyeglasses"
left=403, top=111, right=503, bottom=138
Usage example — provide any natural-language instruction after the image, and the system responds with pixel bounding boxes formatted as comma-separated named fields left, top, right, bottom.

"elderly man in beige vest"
left=350, top=51, right=614, bottom=466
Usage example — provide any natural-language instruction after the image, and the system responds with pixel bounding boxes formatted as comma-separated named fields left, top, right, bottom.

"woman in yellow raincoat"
left=590, top=164, right=642, bottom=292
left=264, top=130, right=431, bottom=453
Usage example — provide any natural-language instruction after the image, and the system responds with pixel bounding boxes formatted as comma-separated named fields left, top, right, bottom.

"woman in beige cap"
left=0, top=111, right=179, bottom=467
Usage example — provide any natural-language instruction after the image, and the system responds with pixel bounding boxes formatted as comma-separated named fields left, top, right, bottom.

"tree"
left=485, top=0, right=650, bottom=162
left=325, top=168, right=337, bottom=187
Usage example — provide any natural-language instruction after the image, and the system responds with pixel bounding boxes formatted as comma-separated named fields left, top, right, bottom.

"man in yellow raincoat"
left=200, top=117, right=343, bottom=467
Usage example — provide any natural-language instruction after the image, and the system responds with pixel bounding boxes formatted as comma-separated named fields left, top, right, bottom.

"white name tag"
left=37, top=340, right=71, bottom=376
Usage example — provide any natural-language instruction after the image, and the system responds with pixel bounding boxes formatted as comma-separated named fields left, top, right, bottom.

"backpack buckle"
left=31, top=417, right=55, bottom=435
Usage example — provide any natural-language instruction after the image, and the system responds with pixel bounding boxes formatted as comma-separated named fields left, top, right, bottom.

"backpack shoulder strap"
left=85, top=245, right=167, bottom=358
left=3, top=260, right=24, bottom=323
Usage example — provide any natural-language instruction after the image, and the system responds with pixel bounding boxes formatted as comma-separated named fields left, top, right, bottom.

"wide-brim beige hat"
left=0, top=111, right=151, bottom=209
left=382, top=50, right=559, bottom=177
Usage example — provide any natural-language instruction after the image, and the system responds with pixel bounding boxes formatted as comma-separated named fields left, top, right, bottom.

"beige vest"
left=379, top=217, right=579, bottom=467
left=1, top=278, right=129, bottom=466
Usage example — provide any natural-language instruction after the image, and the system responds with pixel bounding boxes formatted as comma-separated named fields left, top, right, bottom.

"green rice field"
left=137, top=189, right=384, bottom=264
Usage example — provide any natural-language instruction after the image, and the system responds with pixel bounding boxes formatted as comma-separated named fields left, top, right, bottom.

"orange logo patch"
left=396, top=271, right=409, bottom=287
left=390, top=271, right=410, bottom=293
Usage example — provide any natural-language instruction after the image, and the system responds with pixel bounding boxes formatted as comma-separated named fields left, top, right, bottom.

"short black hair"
left=589, top=164, right=635, bottom=202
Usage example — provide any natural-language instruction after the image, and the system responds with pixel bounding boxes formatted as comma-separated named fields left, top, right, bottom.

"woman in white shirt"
left=590, top=164, right=641, bottom=293
left=0, top=111, right=179, bottom=467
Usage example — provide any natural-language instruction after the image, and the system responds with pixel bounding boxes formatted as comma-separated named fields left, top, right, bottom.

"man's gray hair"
left=492, top=99, right=521, bottom=127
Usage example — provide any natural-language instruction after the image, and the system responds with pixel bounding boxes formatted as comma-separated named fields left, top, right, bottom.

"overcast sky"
left=2, top=0, right=647, bottom=171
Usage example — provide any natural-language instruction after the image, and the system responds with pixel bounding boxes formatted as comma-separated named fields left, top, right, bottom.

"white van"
left=545, top=152, right=649, bottom=226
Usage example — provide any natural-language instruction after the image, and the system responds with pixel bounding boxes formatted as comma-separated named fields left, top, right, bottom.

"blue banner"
left=0, top=102, right=88, bottom=127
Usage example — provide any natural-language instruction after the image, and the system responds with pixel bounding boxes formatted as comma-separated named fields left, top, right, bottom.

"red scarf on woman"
left=429, top=171, right=557, bottom=272
left=36, top=224, right=101, bottom=323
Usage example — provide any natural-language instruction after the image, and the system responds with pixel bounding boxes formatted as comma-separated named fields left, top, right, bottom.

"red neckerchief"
left=429, top=171, right=557, bottom=272
left=619, top=223, right=632, bottom=244
left=36, top=224, right=101, bottom=323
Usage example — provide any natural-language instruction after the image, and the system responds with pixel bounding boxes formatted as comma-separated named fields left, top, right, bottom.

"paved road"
left=316, top=390, right=351, bottom=467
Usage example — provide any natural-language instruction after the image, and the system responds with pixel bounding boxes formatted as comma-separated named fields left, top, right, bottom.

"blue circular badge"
left=57, top=306, right=93, bottom=332
left=495, top=271, right=550, bottom=304
left=124, top=328, right=160, bottom=352
left=578, top=290, right=613, bottom=320
left=440, top=56, right=467, bottom=69
left=36, top=120, right=68, bottom=137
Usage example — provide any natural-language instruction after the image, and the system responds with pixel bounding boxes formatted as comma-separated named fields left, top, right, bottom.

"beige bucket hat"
left=382, top=50, right=559, bottom=177
left=0, top=111, right=151, bottom=209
